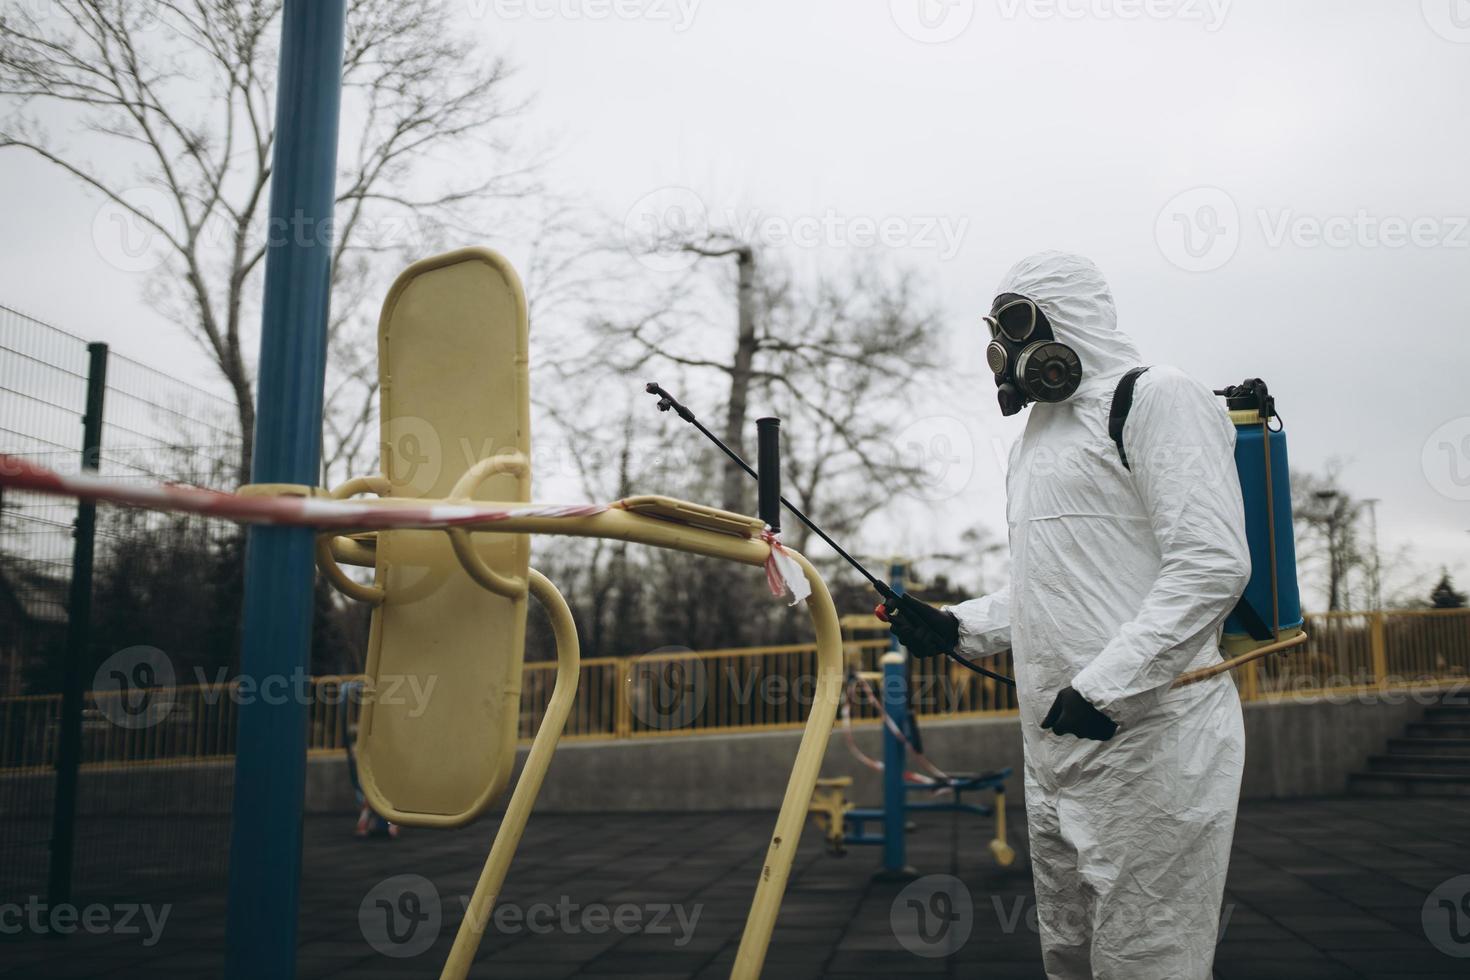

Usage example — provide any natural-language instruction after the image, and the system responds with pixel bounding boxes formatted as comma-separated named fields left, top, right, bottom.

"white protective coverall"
left=950, top=251, right=1250, bottom=979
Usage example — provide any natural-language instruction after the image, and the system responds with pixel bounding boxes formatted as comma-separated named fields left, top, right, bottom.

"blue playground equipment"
left=223, top=2, right=346, bottom=977
left=339, top=680, right=399, bottom=840
left=810, top=560, right=1015, bottom=878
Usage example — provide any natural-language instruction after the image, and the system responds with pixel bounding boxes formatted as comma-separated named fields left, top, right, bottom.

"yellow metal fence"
left=2, top=609, right=1466, bottom=773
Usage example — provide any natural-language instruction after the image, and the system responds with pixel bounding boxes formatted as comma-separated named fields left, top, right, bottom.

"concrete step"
left=1425, top=704, right=1470, bottom=721
left=1348, top=772, right=1470, bottom=797
left=1406, top=720, right=1470, bottom=738
left=1386, top=736, right=1470, bottom=756
left=1367, top=754, right=1470, bottom=775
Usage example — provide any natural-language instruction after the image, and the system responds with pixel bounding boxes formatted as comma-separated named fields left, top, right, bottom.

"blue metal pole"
left=224, top=3, right=346, bottom=978
left=881, top=560, right=907, bottom=876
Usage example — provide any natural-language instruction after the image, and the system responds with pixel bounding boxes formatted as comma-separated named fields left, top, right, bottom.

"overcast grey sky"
left=2, top=0, right=1467, bottom=602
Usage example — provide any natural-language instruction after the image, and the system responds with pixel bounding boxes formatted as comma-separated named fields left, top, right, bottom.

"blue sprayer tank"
left=1218, top=378, right=1303, bottom=643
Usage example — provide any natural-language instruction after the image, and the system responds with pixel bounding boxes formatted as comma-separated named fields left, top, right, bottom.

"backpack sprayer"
left=644, top=382, right=1017, bottom=687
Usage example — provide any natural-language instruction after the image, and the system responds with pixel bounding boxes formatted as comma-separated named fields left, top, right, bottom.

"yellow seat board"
left=355, top=248, right=531, bottom=827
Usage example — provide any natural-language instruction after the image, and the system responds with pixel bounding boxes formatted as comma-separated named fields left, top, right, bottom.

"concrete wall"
left=501, top=688, right=1439, bottom=813
left=3, top=689, right=1444, bottom=818
left=1237, top=688, right=1437, bottom=798
left=509, top=712, right=1027, bottom=816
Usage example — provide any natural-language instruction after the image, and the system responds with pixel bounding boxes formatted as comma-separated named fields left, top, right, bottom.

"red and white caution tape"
left=0, top=453, right=605, bottom=531
left=761, top=528, right=811, bottom=607
left=839, top=692, right=885, bottom=774
left=0, top=453, right=813, bottom=606
left=851, top=672, right=952, bottom=785
left=839, top=682, right=951, bottom=789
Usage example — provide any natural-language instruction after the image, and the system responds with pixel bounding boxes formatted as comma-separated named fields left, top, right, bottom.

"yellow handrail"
left=3, top=608, right=1468, bottom=772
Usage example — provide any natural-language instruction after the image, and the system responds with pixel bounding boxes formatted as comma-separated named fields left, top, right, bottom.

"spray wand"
left=644, top=382, right=1017, bottom=688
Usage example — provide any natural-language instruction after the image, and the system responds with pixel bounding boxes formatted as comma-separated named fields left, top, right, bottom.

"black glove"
left=882, top=593, right=959, bottom=660
left=1041, top=686, right=1118, bottom=742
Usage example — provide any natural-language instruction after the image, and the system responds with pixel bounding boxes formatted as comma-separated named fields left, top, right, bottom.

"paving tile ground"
left=2, top=796, right=1467, bottom=978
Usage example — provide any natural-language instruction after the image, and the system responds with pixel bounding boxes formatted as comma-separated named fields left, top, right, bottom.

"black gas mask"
left=984, top=292, right=1083, bottom=416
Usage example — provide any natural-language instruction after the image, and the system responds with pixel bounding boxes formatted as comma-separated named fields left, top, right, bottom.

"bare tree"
left=685, top=238, right=757, bottom=514
left=1293, top=463, right=1365, bottom=611
left=753, top=260, right=946, bottom=552
left=590, top=235, right=946, bottom=538
left=0, top=0, right=534, bottom=480
left=533, top=388, right=647, bottom=658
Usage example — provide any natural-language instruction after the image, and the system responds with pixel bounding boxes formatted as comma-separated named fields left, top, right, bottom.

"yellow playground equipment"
left=312, top=247, right=844, bottom=979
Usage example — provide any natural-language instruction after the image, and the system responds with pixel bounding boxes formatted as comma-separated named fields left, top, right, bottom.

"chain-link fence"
left=0, top=304, right=241, bottom=903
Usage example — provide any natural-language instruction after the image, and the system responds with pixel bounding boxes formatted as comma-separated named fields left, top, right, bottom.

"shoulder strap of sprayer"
left=1109, top=366, right=1151, bottom=471
left=1110, top=366, right=1276, bottom=643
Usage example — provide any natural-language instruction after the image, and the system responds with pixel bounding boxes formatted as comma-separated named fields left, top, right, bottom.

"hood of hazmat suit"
left=949, top=251, right=1249, bottom=980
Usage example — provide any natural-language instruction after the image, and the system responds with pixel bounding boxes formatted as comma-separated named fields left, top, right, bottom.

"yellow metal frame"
left=443, top=568, right=578, bottom=979
left=324, top=503, right=844, bottom=976
left=311, top=247, right=844, bottom=979
left=808, top=776, right=854, bottom=854
left=989, top=790, right=1015, bottom=866
left=324, top=506, right=844, bottom=978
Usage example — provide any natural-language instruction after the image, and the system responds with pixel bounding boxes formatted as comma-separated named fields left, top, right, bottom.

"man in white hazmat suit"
left=886, top=250, right=1249, bottom=979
